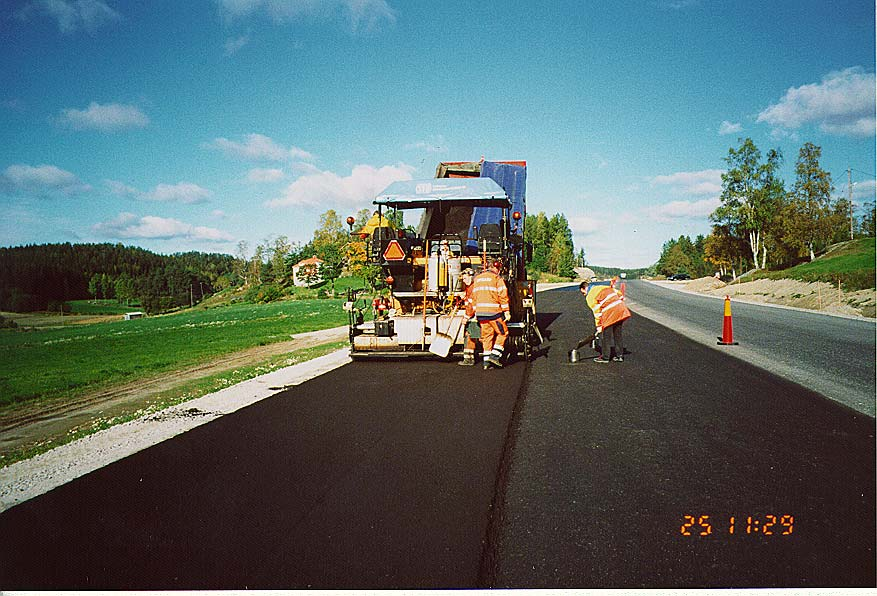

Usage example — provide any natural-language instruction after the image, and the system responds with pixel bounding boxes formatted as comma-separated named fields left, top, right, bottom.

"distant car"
left=667, top=273, right=691, bottom=281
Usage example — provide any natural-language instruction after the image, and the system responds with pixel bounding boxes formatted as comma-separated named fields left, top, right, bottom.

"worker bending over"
left=472, top=260, right=511, bottom=369
left=580, top=280, right=631, bottom=363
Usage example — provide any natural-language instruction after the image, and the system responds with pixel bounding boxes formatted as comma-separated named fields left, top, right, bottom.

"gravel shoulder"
left=652, top=276, right=876, bottom=319
left=0, top=326, right=347, bottom=465
left=1, top=345, right=351, bottom=512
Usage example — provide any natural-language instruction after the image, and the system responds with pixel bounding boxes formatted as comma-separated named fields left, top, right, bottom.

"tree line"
left=0, top=243, right=235, bottom=313
left=657, top=138, right=876, bottom=278
left=524, top=212, right=578, bottom=278
left=2, top=209, right=583, bottom=314
left=229, top=207, right=582, bottom=304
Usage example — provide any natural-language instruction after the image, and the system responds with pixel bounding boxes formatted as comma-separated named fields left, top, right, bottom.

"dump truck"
left=344, top=159, right=542, bottom=360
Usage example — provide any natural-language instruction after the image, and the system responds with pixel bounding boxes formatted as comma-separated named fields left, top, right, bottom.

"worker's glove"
left=503, top=311, right=511, bottom=321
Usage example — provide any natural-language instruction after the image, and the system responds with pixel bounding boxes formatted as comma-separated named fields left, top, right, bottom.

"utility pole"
left=848, top=168, right=854, bottom=240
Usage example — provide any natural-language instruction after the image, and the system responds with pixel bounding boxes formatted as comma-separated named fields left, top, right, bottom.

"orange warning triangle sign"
left=382, top=239, right=406, bottom=261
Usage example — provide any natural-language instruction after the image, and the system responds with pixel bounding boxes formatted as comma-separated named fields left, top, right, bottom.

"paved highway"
left=0, top=287, right=873, bottom=588
left=625, top=279, right=876, bottom=416
left=494, top=286, right=874, bottom=587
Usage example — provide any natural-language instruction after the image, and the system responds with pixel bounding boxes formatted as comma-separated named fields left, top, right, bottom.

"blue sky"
left=1, top=0, right=874, bottom=268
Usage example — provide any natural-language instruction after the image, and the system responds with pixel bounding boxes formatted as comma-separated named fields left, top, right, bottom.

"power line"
left=850, top=167, right=876, bottom=179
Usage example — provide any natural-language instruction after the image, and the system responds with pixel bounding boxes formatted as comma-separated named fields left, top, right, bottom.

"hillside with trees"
left=1, top=206, right=583, bottom=315
left=0, top=243, right=235, bottom=313
left=656, top=138, right=876, bottom=287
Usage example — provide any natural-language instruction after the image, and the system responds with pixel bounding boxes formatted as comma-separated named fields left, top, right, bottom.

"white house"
left=292, top=256, right=325, bottom=287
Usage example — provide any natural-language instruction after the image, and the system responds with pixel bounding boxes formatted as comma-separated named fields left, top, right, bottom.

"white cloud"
left=757, top=67, right=876, bottom=137
left=14, top=0, right=121, bottom=33
left=104, top=179, right=138, bottom=196
left=266, top=163, right=415, bottom=208
left=93, top=213, right=234, bottom=242
left=104, top=179, right=211, bottom=203
left=645, top=198, right=721, bottom=222
left=217, top=0, right=397, bottom=33
left=143, top=182, right=211, bottom=204
left=650, top=169, right=723, bottom=196
left=718, top=120, right=742, bottom=135
left=404, top=139, right=447, bottom=153
left=652, top=0, right=701, bottom=9
left=343, top=0, right=397, bottom=32
left=206, top=133, right=314, bottom=162
left=247, top=168, right=285, bottom=182
left=58, top=102, right=149, bottom=131
left=568, top=215, right=604, bottom=235
left=224, top=33, right=250, bottom=55
left=851, top=180, right=876, bottom=202
left=3, top=163, right=91, bottom=195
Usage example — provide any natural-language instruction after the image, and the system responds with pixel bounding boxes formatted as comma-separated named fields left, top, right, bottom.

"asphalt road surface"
left=493, top=286, right=875, bottom=588
left=0, top=287, right=874, bottom=589
left=625, top=279, right=876, bottom=416
left=0, top=359, right=527, bottom=589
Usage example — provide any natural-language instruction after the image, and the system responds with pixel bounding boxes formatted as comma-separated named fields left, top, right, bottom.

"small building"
left=124, top=311, right=144, bottom=320
left=292, top=256, right=325, bottom=287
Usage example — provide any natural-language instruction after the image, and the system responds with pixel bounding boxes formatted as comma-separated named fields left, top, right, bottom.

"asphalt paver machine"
left=345, top=160, right=541, bottom=360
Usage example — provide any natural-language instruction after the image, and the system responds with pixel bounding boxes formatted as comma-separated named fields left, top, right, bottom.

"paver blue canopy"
left=374, top=178, right=510, bottom=209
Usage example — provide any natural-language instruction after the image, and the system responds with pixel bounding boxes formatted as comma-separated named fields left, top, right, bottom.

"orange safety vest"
left=461, top=282, right=475, bottom=318
left=472, top=270, right=509, bottom=319
left=586, top=285, right=631, bottom=329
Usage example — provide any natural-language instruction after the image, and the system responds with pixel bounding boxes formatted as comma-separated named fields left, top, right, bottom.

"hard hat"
left=462, top=267, right=475, bottom=276
left=491, top=259, right=503, bottom=270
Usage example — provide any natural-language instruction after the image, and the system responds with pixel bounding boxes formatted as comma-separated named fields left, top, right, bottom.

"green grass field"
left=0, top=298, right=347, bottom=409
left=67, top=300, right=142, bottom=315
left=752, top=238, right=876, bottom=291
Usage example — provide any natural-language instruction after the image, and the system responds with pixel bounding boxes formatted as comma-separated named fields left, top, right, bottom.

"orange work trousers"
left=478, top=318, right=508, bottom=353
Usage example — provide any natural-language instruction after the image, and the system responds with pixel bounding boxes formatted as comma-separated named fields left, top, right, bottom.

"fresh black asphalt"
left=0, top=287, right=874, bottom=589
left=494, top=286, right=875, bottom=588
left=0, top=359, right=526, bottom=589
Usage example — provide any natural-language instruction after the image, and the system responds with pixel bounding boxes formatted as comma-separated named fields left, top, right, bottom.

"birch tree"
left=714, top=138, right=784, bottom=269
left=783, top=142, right=835, bottom=261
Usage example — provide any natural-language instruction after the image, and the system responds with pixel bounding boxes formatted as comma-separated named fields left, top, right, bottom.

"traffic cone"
left=717, top=295, right=738, bottom=345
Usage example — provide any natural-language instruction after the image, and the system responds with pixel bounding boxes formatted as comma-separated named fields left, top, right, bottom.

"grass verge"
left=748, top=238, right=875, bottom=291
left=0, top=298, right=347, bottom=409
left=0, top=340, right=348, bottom=468
left=67, top=300, right=142, bottom=315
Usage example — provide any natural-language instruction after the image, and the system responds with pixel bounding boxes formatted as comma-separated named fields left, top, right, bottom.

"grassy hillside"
left=751, top=238, right=875, bottom=291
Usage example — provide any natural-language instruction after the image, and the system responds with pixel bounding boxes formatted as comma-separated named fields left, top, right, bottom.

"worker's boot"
left=484, top=353, right=504, bottom=369
left=458, top=353, right=475, bottom=366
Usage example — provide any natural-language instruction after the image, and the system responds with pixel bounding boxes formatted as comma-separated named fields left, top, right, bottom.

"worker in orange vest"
left=472, top=260, right=510, bottom=369
left=457, top=267, right=479, bottom=366
left=580, top=280, right=631, bottom=363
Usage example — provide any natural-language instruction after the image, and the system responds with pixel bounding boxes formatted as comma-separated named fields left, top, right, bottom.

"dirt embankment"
left=668, top=276, right=876, bottom=318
